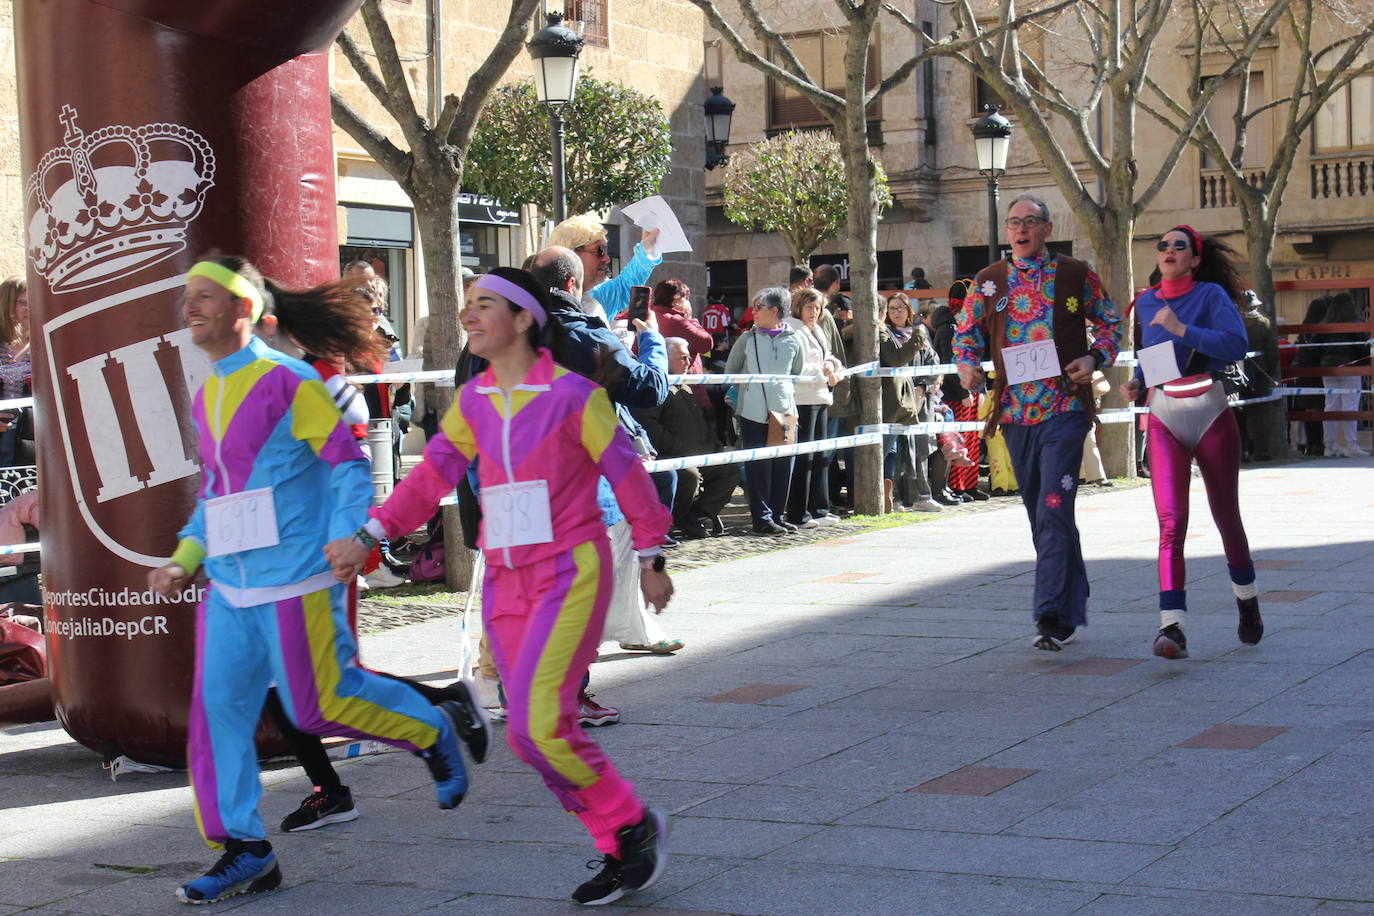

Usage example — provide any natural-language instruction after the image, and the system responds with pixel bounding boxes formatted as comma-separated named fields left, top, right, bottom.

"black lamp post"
left=704, top=86, right=736, bottom=170
left=528, top=12, right=584, bottom=223
left=970, top=106, right=1013, bottom=267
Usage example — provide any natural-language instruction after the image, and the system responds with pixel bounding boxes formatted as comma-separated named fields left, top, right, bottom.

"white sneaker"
left=364, top=566, right=407, bottom=589
left=1327, top=446, right=1349, bottom=458
left=911, top=500, right=943, bottom=513
left=797, top=518, right=820, bottom=529
left=1347, top=445, right=1370, bottom=457
left=814, top=514, right=839, bottom=527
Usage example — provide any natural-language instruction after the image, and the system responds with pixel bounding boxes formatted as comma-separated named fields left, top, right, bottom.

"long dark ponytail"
left=199, top=253, right=384, bottom=363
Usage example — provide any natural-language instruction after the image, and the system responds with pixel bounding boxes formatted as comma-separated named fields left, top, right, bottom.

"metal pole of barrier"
left=367, top=418, right=394, bottom=506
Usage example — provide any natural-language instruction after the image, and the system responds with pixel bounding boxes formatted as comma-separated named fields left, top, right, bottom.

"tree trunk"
left=837, top=133, right=884, bottom=516
left=1086, top=204, right=1136, bottom=479
left=1243, top=201, right=1289, bottom=461
left=409, top=176, right=469, bottom=590
left=415, top=183, right=466, bottom=388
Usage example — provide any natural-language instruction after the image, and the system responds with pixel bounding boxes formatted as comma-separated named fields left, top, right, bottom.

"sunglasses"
left=1004, top=216, right=1046, bottom=230
left=1156, top=239, right=1191, bottom=252
left=577, top=244, right=610, bottom=257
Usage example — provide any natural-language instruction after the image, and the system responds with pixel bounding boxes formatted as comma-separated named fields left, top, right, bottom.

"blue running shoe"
left=176, top=842, right=281, bottom=905
left=420, top=700, right=470, bottom=809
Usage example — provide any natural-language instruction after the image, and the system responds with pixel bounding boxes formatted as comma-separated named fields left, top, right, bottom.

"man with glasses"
left=548, top=213, right=662, bottom=326
left=953, top=193, right=1121, bottom=651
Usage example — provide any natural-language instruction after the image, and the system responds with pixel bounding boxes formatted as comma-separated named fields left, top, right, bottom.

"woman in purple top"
left=1122, top=226, right=1263, bottom=659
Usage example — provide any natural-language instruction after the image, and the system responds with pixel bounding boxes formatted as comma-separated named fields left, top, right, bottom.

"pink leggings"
left=1147, top=406, right=1253, bottom=598
left=483, top=538, right=644, bottom=854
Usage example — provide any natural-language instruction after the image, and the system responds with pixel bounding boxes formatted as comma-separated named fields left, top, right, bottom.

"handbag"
left=1091, top=370, right=1111, bottom=399
left=752, top=331, right=797, bottom=446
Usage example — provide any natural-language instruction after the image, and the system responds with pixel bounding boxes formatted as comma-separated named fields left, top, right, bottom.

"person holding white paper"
left=1120, top=226, right=1262, bottom=660
left=548, top=212, right=661, bottom=325
left=953, top=194, right=1120, bottom=652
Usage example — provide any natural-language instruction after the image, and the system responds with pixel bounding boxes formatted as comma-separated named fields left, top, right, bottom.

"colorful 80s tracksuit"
left=171, top=336, right=447, bottom=846
left=369, top=348, right=671, bottom=855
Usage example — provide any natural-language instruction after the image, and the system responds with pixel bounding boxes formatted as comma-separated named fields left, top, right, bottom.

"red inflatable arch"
left=13, top=0, right=364, bottom=766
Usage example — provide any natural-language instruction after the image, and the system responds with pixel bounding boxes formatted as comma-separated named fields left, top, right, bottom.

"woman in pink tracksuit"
left=327, top=267, right=673, bottom=906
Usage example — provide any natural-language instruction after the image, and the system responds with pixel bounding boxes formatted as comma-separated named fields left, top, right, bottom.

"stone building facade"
left=0, top=1, right=707, bottom=345
left=703, top=2, right=1373, bottom=324
left=331, top=0, right=708, bottom=351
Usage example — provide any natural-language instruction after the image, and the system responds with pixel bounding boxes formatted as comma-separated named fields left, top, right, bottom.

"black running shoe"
left=571, top=808, right=668, bottom=906
left=615, top=808, right=668, bottom=892
left=280, top=786, right=359, bottom=833
left=1152, top=623, right=1188, bottom=660
left=176, top=841, right=281, bottom=904
left=1032, top=614, right=1078, bottom=651
left=572, top=854, right=626, bottom=906
left=1237, top=596, right=1264, bottom=645
left=438, top=678, right=491, bottom=764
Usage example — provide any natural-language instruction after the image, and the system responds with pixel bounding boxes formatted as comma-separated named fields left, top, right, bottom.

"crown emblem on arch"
left=25, top=105, right=217, bottom=293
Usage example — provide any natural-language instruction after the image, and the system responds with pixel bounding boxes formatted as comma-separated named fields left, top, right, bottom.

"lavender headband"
left=471, top=274, right=548, bottom=328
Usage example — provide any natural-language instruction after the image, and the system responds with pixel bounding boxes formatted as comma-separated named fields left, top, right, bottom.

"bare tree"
left=913, top=0, right=1289, bottom=308
left=1145, top=0, right=1374, bottom=320
left=330, top=0, right=541, bottom=380
left=1141, top=0, right=1373, bottom=461
left=893, top=0, right=1287, bottom=475
left=331, top=0, right=540, bottom=588
left=688, top=0, right=1069, bottom=514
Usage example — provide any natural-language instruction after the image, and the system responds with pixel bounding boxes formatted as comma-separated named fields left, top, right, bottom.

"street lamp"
left=528, top=11, right=584, bottom=223
left=704, top=86, right=736, bottom=170
left=970, top=106, right=1012, bottom=267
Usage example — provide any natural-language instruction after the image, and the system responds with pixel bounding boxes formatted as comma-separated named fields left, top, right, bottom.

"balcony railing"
left=1311, top=153, right=1374, bottom=199
left=1199, top=166, right=1266, bottom=208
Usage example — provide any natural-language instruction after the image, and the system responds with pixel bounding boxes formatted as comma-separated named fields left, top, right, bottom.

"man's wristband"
left=639, top=554, right=666, bottom=573
left=354, top=527, right=379, bottom=550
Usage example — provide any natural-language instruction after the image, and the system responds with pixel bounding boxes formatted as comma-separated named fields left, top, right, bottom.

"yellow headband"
left=187, top=261, right=264, bottom=323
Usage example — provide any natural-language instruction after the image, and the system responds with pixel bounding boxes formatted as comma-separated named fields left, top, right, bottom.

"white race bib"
left=483, top=480, right=554, bottom=550
left=1001, top=339, right=1061, bottom=385
left=1138, top=341, right=1183, bottom=388
left=206, top=487, right=280, bottom=557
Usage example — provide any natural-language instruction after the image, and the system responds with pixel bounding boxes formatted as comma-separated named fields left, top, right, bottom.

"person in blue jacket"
left=1120, top=226, right=1263, bottom=660
left=548, top=212, right=662, bottom=325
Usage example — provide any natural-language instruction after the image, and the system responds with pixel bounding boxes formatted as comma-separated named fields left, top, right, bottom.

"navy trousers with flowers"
left=1001, top=411, right=1091, bottom=628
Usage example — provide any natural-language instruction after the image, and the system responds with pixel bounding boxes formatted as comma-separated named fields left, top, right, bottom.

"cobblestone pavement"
left=25, top=458, right=1368, bottom=914
left=357, top=479, right=1145, bottom=631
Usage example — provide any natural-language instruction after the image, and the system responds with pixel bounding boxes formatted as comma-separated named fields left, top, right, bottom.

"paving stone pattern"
left=3, top=457, right=1373, bottom=913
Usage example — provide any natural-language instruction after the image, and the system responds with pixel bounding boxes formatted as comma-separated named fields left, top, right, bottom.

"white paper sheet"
left=619, top=195, right=692, bottom=254
left=1138, top=341, right=1183, bottom=388
left=382, top=358, right=424, bottom=374
left=1000, top=339, right=1061, bottom=385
